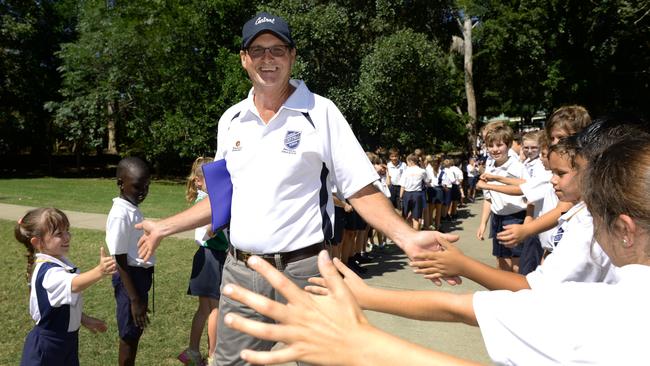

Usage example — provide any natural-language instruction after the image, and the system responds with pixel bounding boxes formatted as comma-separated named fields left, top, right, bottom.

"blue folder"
left=201, top=159, right=232, bottom=231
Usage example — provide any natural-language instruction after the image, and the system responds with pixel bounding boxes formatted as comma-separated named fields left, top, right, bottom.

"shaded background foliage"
left=1, top=0, right=648, bottom=175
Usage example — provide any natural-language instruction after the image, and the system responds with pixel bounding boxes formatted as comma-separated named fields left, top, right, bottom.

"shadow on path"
left=358, top=244, right=408, bottom=279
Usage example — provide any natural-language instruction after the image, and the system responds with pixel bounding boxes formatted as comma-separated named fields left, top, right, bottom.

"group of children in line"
left=15, top=155, right=225, bottom=366
left=217, top=111, right=650, bottom=366
left=14, top=104, right=648, bottom=365
left=327, top=146, right=479, bottom=276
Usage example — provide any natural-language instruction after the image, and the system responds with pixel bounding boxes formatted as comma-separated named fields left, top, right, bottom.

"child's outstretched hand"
left=81, top=314, right=108, bottom=333
left=98, top=247, right=117, bottom=277
left=479, top=173, right=499, bottom=182
left=496, top=224, right=527, bottom=247
left=305, top=257, right=372, bottom=309
left=409, top=242, right=466, bottom=280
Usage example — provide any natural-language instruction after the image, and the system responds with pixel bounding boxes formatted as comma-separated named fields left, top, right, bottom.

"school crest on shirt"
left=282, top=130, right=301, bottom=154
left=232, top=140, right=242, bottom=152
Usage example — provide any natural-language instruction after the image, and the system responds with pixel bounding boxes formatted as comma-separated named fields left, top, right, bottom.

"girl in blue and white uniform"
left=15, top=207, right=116, bottom=366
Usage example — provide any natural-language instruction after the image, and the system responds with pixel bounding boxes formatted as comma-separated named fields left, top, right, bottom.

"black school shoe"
left=347, top=258, right=367, bottom=274
left=353, top=252, right=373, bottom=264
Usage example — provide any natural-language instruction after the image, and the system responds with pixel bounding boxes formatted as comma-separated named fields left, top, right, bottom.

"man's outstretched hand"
left=136, top=220, right=162, bottom=262
left=399, top=230, right=462, bottom=286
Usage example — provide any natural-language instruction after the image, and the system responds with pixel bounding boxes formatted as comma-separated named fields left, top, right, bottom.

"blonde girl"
left=179, top=157, right=229, bottom=366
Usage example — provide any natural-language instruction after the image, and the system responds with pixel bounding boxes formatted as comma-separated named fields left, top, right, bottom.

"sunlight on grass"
left=0, top=178, right=188, bottom=218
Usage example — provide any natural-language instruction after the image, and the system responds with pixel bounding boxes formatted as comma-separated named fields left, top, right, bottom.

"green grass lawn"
left=0, top=219, right=206, bottom=365
left=0, top=177, right=188, bottom=218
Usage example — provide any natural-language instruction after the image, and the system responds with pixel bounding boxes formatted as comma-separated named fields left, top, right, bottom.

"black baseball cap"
left=241, top=12, right=294, bottom=49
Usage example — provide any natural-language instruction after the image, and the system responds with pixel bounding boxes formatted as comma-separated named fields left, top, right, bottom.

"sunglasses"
left=246, top=45, right=291, bottom=58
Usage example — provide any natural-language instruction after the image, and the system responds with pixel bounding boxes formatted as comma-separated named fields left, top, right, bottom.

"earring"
left=622, top=238, right=630, bottom=248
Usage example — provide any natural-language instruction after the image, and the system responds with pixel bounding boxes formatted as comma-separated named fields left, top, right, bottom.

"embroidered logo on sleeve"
left=282, top=131, right=301, bottom=154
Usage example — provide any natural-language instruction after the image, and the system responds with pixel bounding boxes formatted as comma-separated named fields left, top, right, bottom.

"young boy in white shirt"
left=477, top=122, right=529, bottom=273
left=479, top=130, right=557, bottom=274
left=105, top=157, right=154, bottom=366
left=399, top=153, right=429, bottom=230
left=386, top=148, right=406, bottom=210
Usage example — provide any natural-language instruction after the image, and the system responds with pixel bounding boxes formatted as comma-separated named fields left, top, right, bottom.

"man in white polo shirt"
left=136, top=11, right=459, bottom=365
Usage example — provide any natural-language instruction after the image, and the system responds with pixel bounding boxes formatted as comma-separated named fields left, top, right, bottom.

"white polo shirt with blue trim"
left=216, top=79, right=378, bottom=253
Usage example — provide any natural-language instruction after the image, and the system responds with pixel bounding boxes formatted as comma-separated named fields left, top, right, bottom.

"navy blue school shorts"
left=344, top=210, right=367, bottom=231
left=451, top=184, right=462, bottom=201
left=468, top=176, right=478, bottom=189
left=389, top=185, right=401, bottom=208
left=333, top=206, right=345, bottom=244
left=188, top=246, right=226, bottom=299
left=426, top=186, right=444, bottom=204
left=491, top=211, right=526, bottom=258
left=442, top=187, right=452, bottom=206
left=402, top=191, right=425, bottom=219
left=518, top=235, right=544, bottom=275
left=112, top=266, right=153, bottom=340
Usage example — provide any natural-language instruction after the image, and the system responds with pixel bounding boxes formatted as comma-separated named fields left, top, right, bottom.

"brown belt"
left=229, top=242, right=325, bottom=271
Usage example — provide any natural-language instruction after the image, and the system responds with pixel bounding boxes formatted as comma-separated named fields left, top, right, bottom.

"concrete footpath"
left=0, top=201, right=493, bottom=364
left=1, top=202, right=194, bottom=239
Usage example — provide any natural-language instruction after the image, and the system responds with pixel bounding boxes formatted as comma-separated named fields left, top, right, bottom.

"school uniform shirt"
left=474, top=264, right=650, bottom=365
left=440, top=168, right=454, bottom=189
left=29, top=253, right=82, bottom=332
left=484, top=155, right=529, bottom=215
left=105, top=197, right=155, bottom=267
left=216, top=79, right=378, bottom=253
left=398, top=165, right=428, bottom=192
left=447, top=165, right=464, bottom=185
left=387, top=160, right=406, bottom=186
left=519, top=170, right=559, bottom=251
left=523, top=157, right=545, bottom=179
left=526, top=202, right=618, bottom=289
left=194, top=190, right=229, bottom=251
left=466, top=163, right=479, bottom=178
left=425, top=165, right=439, bottom=187
left=373, top=175, right=391, bottom=198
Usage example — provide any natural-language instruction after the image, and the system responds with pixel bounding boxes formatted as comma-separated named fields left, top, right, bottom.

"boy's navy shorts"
left=490, top=211, right=526, bottom=258
left=518, top=235, right=544, bottom=275
left=442, top=187, right=452, bottom=206
left=333, top=206, right=345, bottom=244
left=451, top=184, right=462, bottom=201
left=389, top=185, right=401, bottom=208
left=468, top=176, right=478, bottom=189
left=112, top=266, right=154, bottom=341
left=426, top=186, right=444, bottom=204
left=344, top=210, right=367, bottom=231
left=402, top=191, right=425, bottom=219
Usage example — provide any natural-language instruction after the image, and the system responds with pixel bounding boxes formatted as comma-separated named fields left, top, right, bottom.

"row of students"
left=329, top=152, right=391, bottom=275
left=387, top=148, right=470, bottom=233
left=474, top=105, right=592, bottom=274
left=218, top=113, right=650, bottom=366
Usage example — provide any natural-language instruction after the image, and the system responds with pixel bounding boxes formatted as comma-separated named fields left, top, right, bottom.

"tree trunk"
left=106, top=101, right=118, bottom=154
left=462, top=15, right=478, bottom=157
